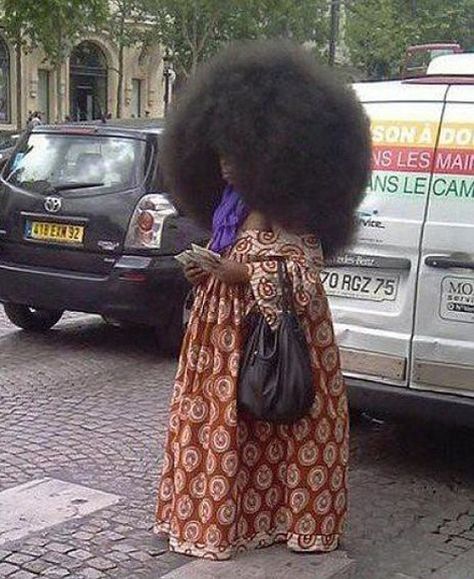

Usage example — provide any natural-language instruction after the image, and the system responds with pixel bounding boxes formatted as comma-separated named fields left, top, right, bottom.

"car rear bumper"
left=347, top=378, right=474, bottom=429
left=0, top=254, right=188, bottom=325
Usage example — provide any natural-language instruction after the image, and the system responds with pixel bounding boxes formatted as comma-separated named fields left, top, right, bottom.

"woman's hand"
left=205, top=258, right=250, bottom=284
left=183, top=262, right=209, bottom=286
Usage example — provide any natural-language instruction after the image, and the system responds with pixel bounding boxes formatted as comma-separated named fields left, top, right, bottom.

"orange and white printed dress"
left=155, top=229, right=349, bottom=560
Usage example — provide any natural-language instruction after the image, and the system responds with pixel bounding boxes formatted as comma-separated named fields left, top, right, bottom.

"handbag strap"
left=277, top=260, right=297, bottom=315
left=248, top=255, right=297, bottom=316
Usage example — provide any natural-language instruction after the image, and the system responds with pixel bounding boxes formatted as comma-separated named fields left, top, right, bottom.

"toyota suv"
left=0, top=123, right=206, bottom=353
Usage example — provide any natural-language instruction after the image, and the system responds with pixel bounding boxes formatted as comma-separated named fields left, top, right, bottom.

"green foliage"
left=2, top=0, right=31, bottom=45
left=107, top=0, right=144, bottom=117
left=243, top=0, right=328, bottom=43
left=2, top=0, right=107, bottom=66
left=345, top=0, right=474, bottom=79
left=345, top=0, right=408, bottom=79
left=1, top=0, right=35, bottom=128
left=405, top=0, right=474, bottom=49
left=1, top=0, right=108, bottom=120
left=26, top=0, right=107, bottom=67
left=107, top=0, right=143, bottom=50
left=141, top=0, right=328, bottom=78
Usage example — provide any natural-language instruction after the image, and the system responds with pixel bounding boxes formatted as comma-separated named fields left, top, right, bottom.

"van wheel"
left=3, top=304, right=64, bottom=331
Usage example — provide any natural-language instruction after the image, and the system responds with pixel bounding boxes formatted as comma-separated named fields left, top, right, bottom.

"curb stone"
left=161, top=546, right=356, bottom=578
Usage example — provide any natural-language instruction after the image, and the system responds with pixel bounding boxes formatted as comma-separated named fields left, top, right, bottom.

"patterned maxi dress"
left=155, top=229, right=349, bottom=560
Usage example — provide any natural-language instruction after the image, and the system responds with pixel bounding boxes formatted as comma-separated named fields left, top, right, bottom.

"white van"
left=323, top=54, right=474, bottom=426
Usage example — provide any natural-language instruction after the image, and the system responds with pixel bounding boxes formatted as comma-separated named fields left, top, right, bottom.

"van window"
left=3, top=133, right=146, bottom=194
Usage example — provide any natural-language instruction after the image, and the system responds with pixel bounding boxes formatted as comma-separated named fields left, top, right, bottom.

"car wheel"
left=3, top=303, right=64, bottom=331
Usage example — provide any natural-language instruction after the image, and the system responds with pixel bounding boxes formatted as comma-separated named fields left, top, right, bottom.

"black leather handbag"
left=238, top=260, right=315, bottom=424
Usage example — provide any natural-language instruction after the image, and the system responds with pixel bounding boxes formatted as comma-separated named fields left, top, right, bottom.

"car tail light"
left=125, top=194, right=176, bottom=249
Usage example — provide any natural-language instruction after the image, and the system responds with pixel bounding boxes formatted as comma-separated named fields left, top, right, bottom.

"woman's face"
left=219, top=157, right=234, bottom=184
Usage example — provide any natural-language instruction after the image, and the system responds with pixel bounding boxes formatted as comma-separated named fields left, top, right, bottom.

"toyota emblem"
left=44, top=196, right=62, bottom=213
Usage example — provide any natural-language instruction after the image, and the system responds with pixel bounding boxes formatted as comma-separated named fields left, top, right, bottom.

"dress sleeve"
left=246, top=231, right=325, bottom=330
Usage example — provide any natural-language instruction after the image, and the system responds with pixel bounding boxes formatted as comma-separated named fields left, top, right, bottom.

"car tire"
left=3, top=303, right=64, bottom=331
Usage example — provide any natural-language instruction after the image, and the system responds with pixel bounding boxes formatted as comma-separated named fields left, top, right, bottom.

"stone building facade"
left=0, top=31, right=166, bottom=131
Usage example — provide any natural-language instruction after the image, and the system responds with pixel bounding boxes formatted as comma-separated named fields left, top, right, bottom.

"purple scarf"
left=210, top=185, right=249, bottom=254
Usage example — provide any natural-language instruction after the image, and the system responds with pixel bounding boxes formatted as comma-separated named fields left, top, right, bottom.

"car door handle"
left=425, top=255, right=474, bottom=270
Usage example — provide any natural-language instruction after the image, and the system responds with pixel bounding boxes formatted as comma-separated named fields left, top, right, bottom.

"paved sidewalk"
left=1, top=311, right=474, bottom=578
left=430, top=547, right=474, bottom=579
left=162, top=546, right=356, bottom=578
left=0, top=315, right=190, bottom=578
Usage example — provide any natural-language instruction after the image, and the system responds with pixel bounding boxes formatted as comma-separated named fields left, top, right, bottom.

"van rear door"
left=411, top=84, right=474, bottom=396
left=325, top=82, right=447, bottom=386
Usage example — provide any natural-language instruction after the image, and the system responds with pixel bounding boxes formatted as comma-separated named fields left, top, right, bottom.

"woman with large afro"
left=155, top=40, right=371, bottom=560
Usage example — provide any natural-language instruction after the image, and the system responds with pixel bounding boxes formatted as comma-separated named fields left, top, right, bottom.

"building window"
left=131, top=79, right=142, bottom=118
left=38, top=70, right=51, bottom=123
left=70, top=41, right=108, bottom=121
left=0, top=37, right=10, bottom=123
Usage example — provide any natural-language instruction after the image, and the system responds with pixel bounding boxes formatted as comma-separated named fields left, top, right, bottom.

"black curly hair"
left=161, top=41, right=371, bottom=257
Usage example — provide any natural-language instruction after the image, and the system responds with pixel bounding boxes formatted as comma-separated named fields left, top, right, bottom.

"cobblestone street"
left=1, top=310, right=473, bottom=579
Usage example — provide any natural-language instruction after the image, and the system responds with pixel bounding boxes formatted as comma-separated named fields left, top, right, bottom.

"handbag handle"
left=277, top=261, right=298, bottom=316
left=249, top=255, right=297, bottom=316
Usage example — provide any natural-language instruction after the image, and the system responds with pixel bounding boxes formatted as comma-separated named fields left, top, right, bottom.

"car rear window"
left=3, top=132, right=146, bottom=194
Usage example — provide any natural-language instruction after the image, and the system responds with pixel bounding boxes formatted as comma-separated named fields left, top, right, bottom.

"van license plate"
left=321, top=269, right=399, bottom=302
left=25, top=221, right=85, bottom=244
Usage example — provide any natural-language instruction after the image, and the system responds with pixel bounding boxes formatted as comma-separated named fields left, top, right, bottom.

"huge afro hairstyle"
left=161, top=41, right=372, bottom=258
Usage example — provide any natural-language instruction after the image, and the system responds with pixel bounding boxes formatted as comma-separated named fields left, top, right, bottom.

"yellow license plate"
left=27, top=221, right=85, bottom=244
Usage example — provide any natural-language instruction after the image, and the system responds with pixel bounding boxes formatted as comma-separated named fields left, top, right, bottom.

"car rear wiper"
left=52, top=182, right=104, bottom=191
